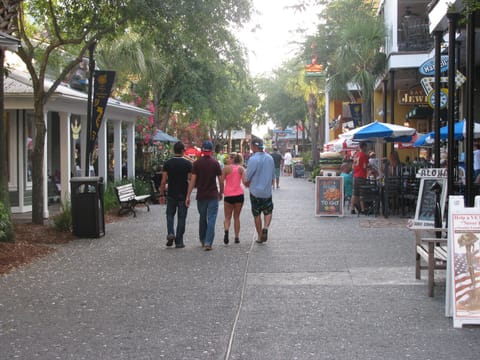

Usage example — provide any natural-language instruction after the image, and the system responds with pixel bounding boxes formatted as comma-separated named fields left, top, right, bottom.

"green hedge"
left=0, top=202, right=14, bottom=243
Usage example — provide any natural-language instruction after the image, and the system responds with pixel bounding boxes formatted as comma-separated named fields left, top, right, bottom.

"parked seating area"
left=115, top=183, right=151, bottom=217
left=358, top=180, right=381, bottom=216
left=356, top=163, right=470, bottom=218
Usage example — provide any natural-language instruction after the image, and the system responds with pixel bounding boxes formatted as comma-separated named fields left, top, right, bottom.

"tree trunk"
left=317, top=112, right=325, bottom=152
left=31, top=95, right=47, bottom=225
left=0, top=48, right=14, bottom=242
left=362, top=95, right=373, bottom=124
left=161, top=102, right=172, bottom=132
left=153, top=88, right=160, bottom=128
left=308, top=93, right=319, bottom=165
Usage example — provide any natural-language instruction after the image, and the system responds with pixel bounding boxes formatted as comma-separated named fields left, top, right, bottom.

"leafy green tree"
left=10, top=0, right=141, bottom=224
left=96, top=1, right=254, bottom=135
left=256, top=57, right=327, bottom=164
left=256, top=59, right=307, bottom=130
left=8, top=0, right=253, bottom=225
left=311, top=0, right=386, bottom=125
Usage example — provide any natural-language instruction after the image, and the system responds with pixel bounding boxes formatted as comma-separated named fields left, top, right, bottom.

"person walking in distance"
left=159, top=141, right=192, bottom=248
left=351, top=142, right=368, bottom=214
left=222, top=153, right=247, bottom=244
left=186, top=141, right=223, bottom=251
left=246, top=138, right=275, bottom=243
left=283, top=149, right=292, bottom=176
left=270, top=147, right=283, bottom=189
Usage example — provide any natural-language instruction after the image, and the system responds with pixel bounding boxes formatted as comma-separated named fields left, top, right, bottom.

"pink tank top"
left=224, top=165, right=244, bottom=197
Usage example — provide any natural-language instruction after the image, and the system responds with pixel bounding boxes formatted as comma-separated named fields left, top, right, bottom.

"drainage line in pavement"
left=224, top=232, right=256, bottom=360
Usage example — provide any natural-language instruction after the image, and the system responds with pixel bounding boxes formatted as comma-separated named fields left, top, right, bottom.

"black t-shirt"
left=163, top=157, right=192, bottom=197
left=271, top=152, right=283, bottom=168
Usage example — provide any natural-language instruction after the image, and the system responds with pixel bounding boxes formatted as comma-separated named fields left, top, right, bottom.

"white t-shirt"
left=284, top=152, right=292, bottom=165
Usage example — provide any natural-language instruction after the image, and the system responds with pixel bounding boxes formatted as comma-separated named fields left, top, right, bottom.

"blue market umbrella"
left=152, top=130, right=179, bottom=142
left=439, top=119, right=480, bottom=141
left=340, top=121, right=416, bottom=142
left=414, top=120, right=480, bottom=146
left=413, top=132, right=435, bottom=147
left=340, top=121, right=416, bottom=178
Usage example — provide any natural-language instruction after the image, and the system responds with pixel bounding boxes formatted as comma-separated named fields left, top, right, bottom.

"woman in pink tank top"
left=222, top=153, right=247, bottom=244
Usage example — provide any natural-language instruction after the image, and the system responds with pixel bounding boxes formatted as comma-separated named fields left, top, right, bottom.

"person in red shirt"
left=352, top=142, right=369, bottom=214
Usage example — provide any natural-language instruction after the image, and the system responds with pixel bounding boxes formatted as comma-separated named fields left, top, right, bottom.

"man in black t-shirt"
left=160, top=141, right=192, bottom=248
left=270, top=147, right=283, bottom=189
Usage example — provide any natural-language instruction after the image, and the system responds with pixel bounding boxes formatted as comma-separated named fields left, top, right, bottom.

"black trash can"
left=70, top=177, right=105, bottom=238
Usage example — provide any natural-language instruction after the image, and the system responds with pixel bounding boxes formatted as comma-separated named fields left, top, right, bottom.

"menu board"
left=409, top=178, right=447, bottom=228
left=315, top=176, right=344, bottom=217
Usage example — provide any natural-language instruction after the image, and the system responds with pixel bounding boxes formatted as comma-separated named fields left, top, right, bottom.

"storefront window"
left=71, top=115, right=82, bottom=176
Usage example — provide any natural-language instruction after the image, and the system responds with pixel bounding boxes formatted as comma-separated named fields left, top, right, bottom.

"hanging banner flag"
left=89, top=70, right=116, bottom=155
left=349, top=103, right=362, bottom=127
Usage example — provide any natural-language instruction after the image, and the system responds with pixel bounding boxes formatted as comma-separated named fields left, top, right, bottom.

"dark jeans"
left=166, top=195, right=188, bottom=246
left=196, top=198, right=219, bottom=246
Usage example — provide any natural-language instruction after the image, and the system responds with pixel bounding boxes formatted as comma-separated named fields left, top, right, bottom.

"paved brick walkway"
left=2, top=175, right=479, bottom=359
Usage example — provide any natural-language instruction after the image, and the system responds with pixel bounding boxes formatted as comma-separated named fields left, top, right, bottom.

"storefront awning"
left=405, top=106, right=432, bottom=120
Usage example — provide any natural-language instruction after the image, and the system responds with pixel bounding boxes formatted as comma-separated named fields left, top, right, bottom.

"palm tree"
left=316, top=0, right=386, bottom=125
left=95, top=32, right=169, bottom=128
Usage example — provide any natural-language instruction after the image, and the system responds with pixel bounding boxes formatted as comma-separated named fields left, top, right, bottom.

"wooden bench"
left=114, top=183, right=151, bottom=217
left=414, top=227, right=448, bottom=297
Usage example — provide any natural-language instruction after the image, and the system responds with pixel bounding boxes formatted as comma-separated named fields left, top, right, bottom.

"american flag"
left=454, top=253, right=480, bottom=304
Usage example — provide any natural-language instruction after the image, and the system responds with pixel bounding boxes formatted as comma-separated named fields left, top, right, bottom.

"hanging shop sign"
left=419, top=70, right=466, bottom=109
left=419, top=55, right=449, bottom=75
left=398, top=86, right=428, bottom=105
left=427, top=88, right=449, bottom=109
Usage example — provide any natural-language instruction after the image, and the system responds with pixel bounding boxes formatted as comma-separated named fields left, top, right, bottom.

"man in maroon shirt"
left=186, top=141, right=223, bottom=251
left=352, top=142, right=368, bottom=214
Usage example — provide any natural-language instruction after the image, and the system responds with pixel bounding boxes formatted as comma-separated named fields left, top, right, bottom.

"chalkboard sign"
left=412, top=178, right=447, bottom=227
left=315, top=176, right=344, bottom=217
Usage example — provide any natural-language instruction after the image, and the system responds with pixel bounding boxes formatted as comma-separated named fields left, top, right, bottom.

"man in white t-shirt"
left=283, top=150, right=292, bottom=176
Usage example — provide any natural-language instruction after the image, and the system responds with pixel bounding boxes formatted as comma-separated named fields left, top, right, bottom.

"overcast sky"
left=237, top=0, right=321, bottom=76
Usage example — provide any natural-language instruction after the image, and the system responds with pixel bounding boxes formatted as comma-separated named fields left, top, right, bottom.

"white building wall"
left=384, top=0, right=399, bottom=55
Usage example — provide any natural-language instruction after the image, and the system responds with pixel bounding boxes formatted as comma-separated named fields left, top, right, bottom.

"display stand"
left=446, top=195, right=480, bottom=328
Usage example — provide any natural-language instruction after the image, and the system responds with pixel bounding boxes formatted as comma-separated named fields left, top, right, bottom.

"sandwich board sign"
left=315, top=176, right=344, bottom=217
left=446, top=195, right=480, bottom=328
left=407, top=168, right=447, bottom=229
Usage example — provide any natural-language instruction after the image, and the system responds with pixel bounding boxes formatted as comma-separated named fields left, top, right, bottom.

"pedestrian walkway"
left=1, top=176, right=479, bottom=359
